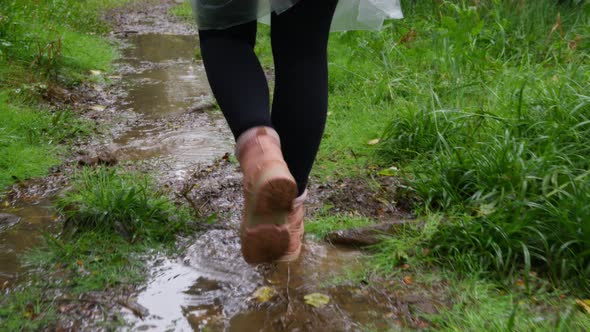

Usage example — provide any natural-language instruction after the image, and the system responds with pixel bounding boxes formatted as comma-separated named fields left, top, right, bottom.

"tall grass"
left=0, top=0, right=129, bottom=83
left=366, top=0, right=590, bottom=292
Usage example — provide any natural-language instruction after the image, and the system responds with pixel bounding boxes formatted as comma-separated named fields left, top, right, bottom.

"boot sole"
left=241, top=166, right=298, bottom=264
left=251, top=166, right=298, bottom=224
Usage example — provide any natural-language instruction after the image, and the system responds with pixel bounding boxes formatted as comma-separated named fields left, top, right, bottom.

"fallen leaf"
left=367, top=138, right=381, bottom=145
left=402, top=276, right=414, bottom=285
left=416, top=320, right=430, bottom=329
left=576, top=299, right=590, bottom=314
left=90, top=70, right=102, bottom=76
left=90, top=105, right=106, bottom=112
left=477, top=203, right=496, bottom=216
left=304, top=293, right=330, bottom=308
left=378, top=166, right=399, bottom=177
left=569, top=35, right=582, bottom=51
left=252, top=286, right=277, bottom=303
left=76, top=260, right=84, bottom=267
left=399, top=29, right=417, bottom=45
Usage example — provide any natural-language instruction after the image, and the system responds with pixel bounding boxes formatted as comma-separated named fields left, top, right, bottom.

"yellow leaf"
left=367, top=138, right=381, bottom=145
left=90, top=70, right=102, bottom=76
left=477, top=203, right=496, bottom=217
left=576, top=299, right=590, bottom=314
left=252, top=286, right=276, bottom=303
left=304, top=293, right=330, bottom=308
left=378, top=166, right=399, bottom=177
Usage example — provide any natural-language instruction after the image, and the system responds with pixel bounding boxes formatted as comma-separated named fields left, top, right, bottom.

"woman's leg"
left=198, top=21, right=271, bottom=139
left=270, top=0, right=338, bottom=195
left=199, top=18, right=299, bottom=264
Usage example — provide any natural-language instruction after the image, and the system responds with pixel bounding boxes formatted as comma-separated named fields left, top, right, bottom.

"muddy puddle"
left=124, top=232, right=398, bottom=331
left=0, top=200, right=58, bottom=286
left=112, top=32, right=232, bottom=175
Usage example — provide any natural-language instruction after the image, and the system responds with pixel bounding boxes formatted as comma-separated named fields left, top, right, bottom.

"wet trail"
left=0, top=2, right=427, bottom=330
left=112, top=33, right=231, bottom=174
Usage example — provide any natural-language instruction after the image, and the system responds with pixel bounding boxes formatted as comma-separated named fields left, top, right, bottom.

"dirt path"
left=1, top=1, right=434, bottom=330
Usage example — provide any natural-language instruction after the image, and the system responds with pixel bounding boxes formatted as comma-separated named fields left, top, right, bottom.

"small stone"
left=325, top=220, right=409, bottom=247
left=89, top=105, right=106, bottom=112
left=0, top=213, right=21, bottom=232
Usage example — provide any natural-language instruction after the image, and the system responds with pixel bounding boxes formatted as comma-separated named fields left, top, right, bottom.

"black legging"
left=198, top=0, right=338, bottom=195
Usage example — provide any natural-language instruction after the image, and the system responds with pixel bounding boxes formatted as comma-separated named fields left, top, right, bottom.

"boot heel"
left=255, top=175, right=298, bottom=215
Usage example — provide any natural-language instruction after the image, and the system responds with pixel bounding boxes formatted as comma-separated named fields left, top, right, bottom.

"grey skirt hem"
left=192, top=0, right=403, bottom=31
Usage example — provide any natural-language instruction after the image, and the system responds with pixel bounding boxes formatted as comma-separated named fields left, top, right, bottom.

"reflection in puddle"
left=125, top=230, right=396, bottom=331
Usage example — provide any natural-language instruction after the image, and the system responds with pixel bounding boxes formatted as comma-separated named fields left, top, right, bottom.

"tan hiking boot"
left=276, top=190, right=307, bottom=262
left=235, top=126, right=298, bottom=264
left=240, top=190, right=307, bottom=263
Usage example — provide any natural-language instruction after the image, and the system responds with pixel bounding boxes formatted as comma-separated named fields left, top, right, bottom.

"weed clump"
left=57, top=167, right=187, bottom=242
left=357, top=0, right=590, bottom=292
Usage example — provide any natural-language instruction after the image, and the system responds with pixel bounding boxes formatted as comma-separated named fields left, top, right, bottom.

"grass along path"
left=0, top=0, right=131, bottom=191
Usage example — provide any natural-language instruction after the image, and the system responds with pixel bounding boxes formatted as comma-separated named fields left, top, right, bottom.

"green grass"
left=305, top=213, right=374, bottom=239
left=0, top=92, right=92, bottom=189
left=169, top=0, right=194, bottom=22
left=0, top=0, right=133, bottom=193
left=0, top=283, right=58, bottom=332
left=57, top=167, right=190, bottom=241
left=429, top=273, right=590, bottom=332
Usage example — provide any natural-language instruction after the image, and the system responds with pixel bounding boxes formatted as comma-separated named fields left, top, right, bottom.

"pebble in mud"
left=325, top=220, right=410, bottom=247
left=0, top=213, right=21, bottom=231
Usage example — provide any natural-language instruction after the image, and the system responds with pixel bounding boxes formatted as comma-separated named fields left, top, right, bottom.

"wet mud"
left=0, top=1, right=436, bottom=330
left=0, top=200, right=58, bottom=287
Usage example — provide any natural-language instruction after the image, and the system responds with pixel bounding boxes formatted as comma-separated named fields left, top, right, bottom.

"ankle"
left=235, top=126, right=280, bottom=160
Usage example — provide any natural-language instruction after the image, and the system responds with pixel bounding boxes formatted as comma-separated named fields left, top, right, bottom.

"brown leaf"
left=399, top=30, right=417, bottom=45
left=547, top=13, right=563, bottom=42
left=569, top=35, right=582, bottom=51
left=403, top=275, right=414, bottom=285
